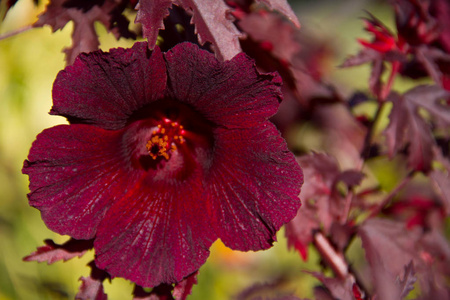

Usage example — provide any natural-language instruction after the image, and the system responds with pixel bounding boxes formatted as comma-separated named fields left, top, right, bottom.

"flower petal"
left=207, top=123, right=302, bottom=251
left=94, top=150, right=216, bottom=287
left=23, top=124, right=131, bottom=239
left=164, top=42, right=282, bottom=128
left=51, top=42, right=167, bottom=130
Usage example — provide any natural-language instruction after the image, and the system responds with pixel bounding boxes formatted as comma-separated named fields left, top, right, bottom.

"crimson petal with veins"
left=23, top=42, right=303, bottom=288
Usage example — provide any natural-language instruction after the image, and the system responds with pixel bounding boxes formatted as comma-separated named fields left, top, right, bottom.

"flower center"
left=146, top=118, right=185, bottom=160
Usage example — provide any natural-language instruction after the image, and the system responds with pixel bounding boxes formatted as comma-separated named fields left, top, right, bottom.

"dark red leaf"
left=285, top=153, right=339, bottom=259
left=75, top=261, right=109, bottom=300
left=359, top=218, right=421, bottom=275
left=135, top=0, right=174, bottom=49
left=135, top=0, right=299, bottom=60
left=285, top=153, right=362, bottom=260
left=431, top=0, right=450, bottom=53
left=359, top=214, right=450, bottom=299
left=172, top=271, right=198, bottom=300
left=405, top=85, right=450, bottom=128
left=23, top=238, right=93, bottom=264
left=384, top=85, right=449, bottom=171
left=76, top=277, right=107, bottom=300
left=329, top=222, right=355, bottom=253
left=415, top=46, right=447, bottom=85
left=308, top=272, right=355, bottom=300
left=416, top=229, right=450, bottom=299
left=384, top=92, right=429, bottom=170
left=340, top=49, right=380, bottom=68
left=334, top=170, right=365, bottom=189
left=156, top=5, right=200, bottom=51
left=176, top=0, right=243, bottom=60
left=358, top=218, right=421, bottom=300
left=34, top=0, right=135, bottom=65
left=395, top=0, right=440, bottom=47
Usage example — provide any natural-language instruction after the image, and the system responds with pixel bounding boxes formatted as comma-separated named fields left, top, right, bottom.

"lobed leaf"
left=135, top=0, right=174, bottom=49
left=405, top=85, right=450, bottom=127
left=340, top=49, right=380, bottom=68
left=173, top=271, right=198, bottom=300
left=358, top=218, right=421, bottom=300
left=308, top=272, right=355, bottom=300
left=384, top=85, right=449, bottom=171
left=76, top=277, right=108, bottom=300
left=23, top=238, right=93, bottom=264
left=285, top=153, right=362, bottom=260
left=34, top=0, right=135, bottom=65
left=75, top=261, right=109, bottom=300
left=175, top=0, right=243, bottom=60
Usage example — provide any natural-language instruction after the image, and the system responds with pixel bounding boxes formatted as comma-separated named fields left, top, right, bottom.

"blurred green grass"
left=0, top=0, right=405, bottom=299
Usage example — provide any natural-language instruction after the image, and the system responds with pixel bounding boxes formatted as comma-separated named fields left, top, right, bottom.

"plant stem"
left=381, top=61, right=400, bottom=101
left=314, top=232, right=348, bottom=278
left=0, top=25, right=32, bottom=41
left=313, top=232, right=370, bottom=297
left=360, top=101, right=386, bottom=161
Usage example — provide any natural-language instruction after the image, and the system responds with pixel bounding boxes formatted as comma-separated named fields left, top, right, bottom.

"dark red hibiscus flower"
left=22, top=42, right=303, bottom=288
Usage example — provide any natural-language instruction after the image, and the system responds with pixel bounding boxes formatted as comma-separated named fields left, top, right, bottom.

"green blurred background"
left=0, top=0, right=394, bottom=299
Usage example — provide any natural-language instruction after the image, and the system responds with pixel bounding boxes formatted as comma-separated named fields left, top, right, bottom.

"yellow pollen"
left=146, top=135, right=171, bottom=160
left=146, top=119, right=186, bottom=160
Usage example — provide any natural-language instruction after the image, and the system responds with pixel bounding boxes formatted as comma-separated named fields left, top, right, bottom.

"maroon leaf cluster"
left=2, top=0, right=299, bottom=64
left=285, top=153, right=362, bottom=260
left=272, top=0, right=450, bottom=299
left=33, top=0, right=136, bottom=64
left=384, top=85, right=449, bottom=171
left=341, top=0, right=450, bottom=172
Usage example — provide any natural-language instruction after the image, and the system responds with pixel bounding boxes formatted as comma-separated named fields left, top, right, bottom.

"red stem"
left=380, top=61, right=400, bottom=101
left=313, top=232, right=349, bottom=278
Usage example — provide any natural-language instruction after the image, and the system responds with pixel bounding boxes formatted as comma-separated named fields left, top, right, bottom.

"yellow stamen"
left=146, top=135, right=171, bottom=160
left=146, top=119, right=186, bottom=160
